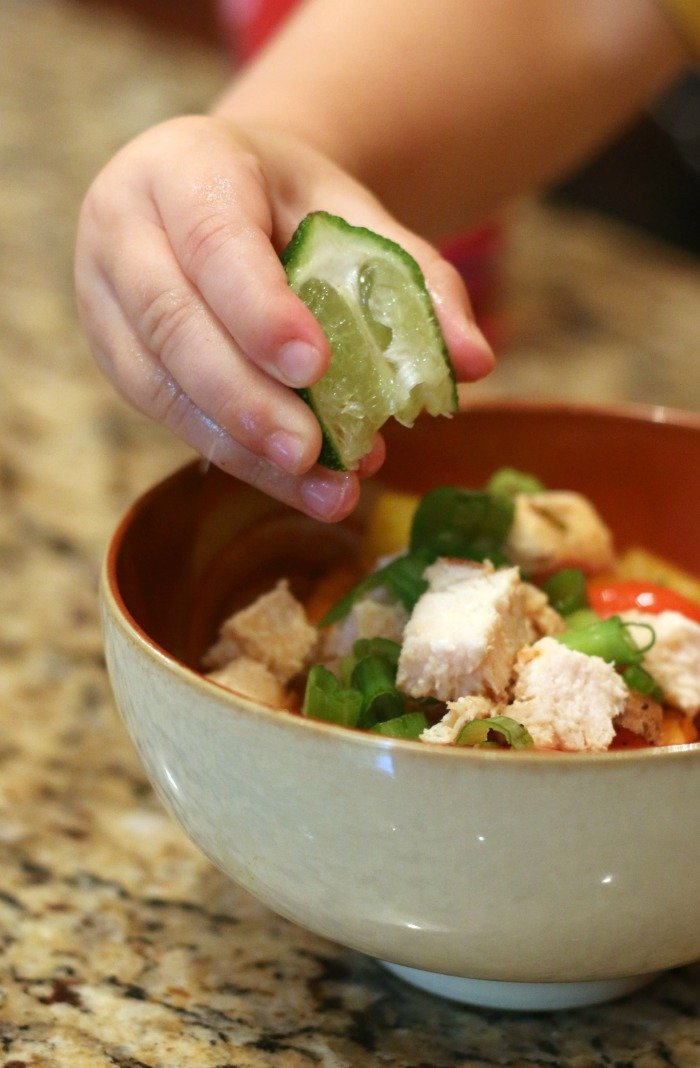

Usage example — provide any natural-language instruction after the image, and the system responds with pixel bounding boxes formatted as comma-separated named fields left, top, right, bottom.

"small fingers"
left=356, top=433, right=386, bottom=479
left=78, top=268, right=359, bottom=522
left=148, top=120, right=330, bottom=389
left=104, top=218, right=324, bottom=476
left=419, top=251, right=495, bottom=381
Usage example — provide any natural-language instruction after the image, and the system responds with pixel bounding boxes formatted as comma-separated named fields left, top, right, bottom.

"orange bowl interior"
left=109, top=401, right=700, bottom=674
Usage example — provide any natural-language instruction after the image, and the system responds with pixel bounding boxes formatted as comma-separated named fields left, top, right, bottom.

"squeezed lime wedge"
left=282, top=211, right=457, bottom=471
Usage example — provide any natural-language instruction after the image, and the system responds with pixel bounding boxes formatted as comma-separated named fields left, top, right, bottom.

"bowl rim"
left=103, top=397, right=700, bottom=766
left=455, top=394, right=700, bottom=427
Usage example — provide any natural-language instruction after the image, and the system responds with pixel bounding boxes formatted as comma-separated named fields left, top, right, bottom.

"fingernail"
left=463, top=318, right=493, bottom=353
left=459, top=319, right=495, bottom=376
left=301, top=473, right=353, bottom=520
left=265, top=430, right=307, bottom=474
left=277, top=341, right=324, bottom=387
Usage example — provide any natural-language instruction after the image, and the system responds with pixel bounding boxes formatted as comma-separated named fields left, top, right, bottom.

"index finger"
left=147, top=119, right=330, bottom=390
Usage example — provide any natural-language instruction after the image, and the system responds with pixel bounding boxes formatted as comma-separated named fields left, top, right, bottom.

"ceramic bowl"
left=102, top=400, right=700, bottom=1011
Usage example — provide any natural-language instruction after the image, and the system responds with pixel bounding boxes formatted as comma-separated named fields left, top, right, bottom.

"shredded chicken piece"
left=420, top=695, right=503, bottom=745
left=208, top=656, right=287, bottom=708
left=508, top=637, right=628, bottom=751
left=397, top=559, right=531, bottom=702
left=621, top=610, right=700, bottom=716
left=519, top=581, right=566, bottom=641
left=614, top=691, right=663, bottom=744
left=206, top=579, right=318, bottom=685
left=505, top=491, right=615, bottom=576
left=322, top=594, right=408, bottom=661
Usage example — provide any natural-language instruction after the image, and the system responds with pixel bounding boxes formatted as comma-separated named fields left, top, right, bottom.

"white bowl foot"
left=379, top=961, right=661, bottom=1011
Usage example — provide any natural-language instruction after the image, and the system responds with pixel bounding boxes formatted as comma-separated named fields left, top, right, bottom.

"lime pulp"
left=282, top=211, right=457, bottom=471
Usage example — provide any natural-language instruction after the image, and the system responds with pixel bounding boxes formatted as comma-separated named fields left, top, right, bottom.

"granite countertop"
left=1, top=1, right=699, bottom=1064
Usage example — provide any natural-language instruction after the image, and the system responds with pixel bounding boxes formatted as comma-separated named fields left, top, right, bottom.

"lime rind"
left=282, top=211, right=457, bottom=471
left=295, top=387, right=344, bottom=469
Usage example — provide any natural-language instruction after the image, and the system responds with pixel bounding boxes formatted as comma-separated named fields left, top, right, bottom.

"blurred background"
left=0, top=5, right=699, bottom=1059
left=75, top=0, right=700, bottom=255
left=3, top=0, right=698, bottom=542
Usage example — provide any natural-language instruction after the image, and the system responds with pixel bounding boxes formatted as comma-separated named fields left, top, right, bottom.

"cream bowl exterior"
left=101, top=401, right=700, bottom=1006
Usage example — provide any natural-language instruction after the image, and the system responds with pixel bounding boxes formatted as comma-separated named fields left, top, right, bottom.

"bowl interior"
left=110, top=401, right=700, bottom=672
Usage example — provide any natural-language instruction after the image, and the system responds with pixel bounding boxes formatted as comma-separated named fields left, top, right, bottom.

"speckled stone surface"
left=1, top=2, right=699, bottom=1064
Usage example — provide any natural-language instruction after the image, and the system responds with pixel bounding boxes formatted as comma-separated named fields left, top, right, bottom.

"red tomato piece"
left=587, top=581, right=700, bottom=624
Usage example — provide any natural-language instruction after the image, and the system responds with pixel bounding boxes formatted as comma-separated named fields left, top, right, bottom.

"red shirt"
left=219, top=0, right=297, bottom=62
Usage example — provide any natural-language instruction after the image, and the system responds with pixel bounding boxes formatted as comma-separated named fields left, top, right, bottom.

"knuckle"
left=179, top=210, right=243, bottom=278
left=145, top=368, right=191, bottom=430
left=239, top=451, right=274, bottom=489
left=235, top=147, right=268, bottom=194
left=214, top=389, right=268, bottom=445
left=248, top=292, right=291, bottom=353
left=138, top=286, right=196, bottom=363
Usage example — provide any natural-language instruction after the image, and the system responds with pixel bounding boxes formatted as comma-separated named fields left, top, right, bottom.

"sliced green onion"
left=351, top=654, right=404, bottom=727
left=456, top=716, right=534, bottom=749
left=338, top=653, right=357, bottom=688
left=563, top=608, right=600, bottom=630
left=302, top=664, right=363, bottom=726
left=485, top=467, right=545, bottom=498
left=409, top=486, right=514, bottom=562
left=371, top=712, right=428, bottom=739
left=541, top=568, right=588, bottom=616
left=622, top=620, right=657, bottom=656
left=337, top=638, right=401, bottom=689
left=318, top=570, right=385, bottom=628
left=622, top=664, right=665, bottom=702
left=318, top=549, right=431, bottom=627
left=320, top=483, right=518, bottom=629
left=555, top=615, right=647, bottom=667
left=379, top=550, right=432, bottom=611
left=352, top=637, right=401, bottom=669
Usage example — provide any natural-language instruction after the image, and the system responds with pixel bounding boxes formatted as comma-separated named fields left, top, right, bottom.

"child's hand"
left=75, top=115, right=493, bottom=521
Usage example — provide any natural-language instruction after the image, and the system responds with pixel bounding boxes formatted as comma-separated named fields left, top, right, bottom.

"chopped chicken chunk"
left=420, top=695, right=503, bottom=745
left=322, top=593, right=408, bottom=661
left=397, top=559, right=530, bottom=702
left=201, top=632, right=241, bottom=672
left=208, top=657, right=287, bottom=708
left=614, top=691, right=663, bottom=744
left=505, top=491, right=615, bottom=576
left=199, top=473, right=699, bottom=754
left=508, top=636, right=628, bottom=751
left=210, top=579, right=317, bottom=685
left=520, top=581, right=566, bottom=641
left=621, top=610, right=700, bottom=715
